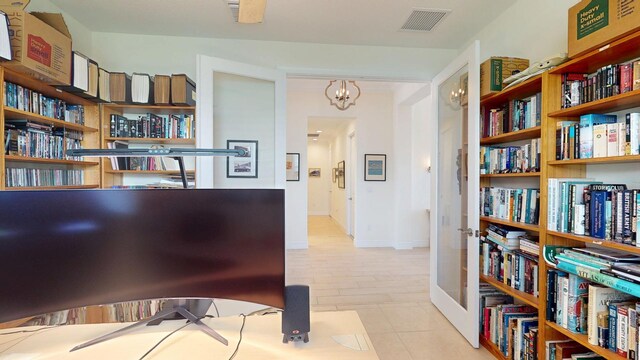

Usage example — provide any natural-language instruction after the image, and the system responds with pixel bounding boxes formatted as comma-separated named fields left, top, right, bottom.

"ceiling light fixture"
left=225, top=0, right=266, bottom=24
left=316, top=130, right=322, bottom=133
left=325, top=80, right=361, bottom=111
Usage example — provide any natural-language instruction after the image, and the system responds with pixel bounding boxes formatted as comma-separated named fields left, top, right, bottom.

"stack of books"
left=480, top=187, right=540, bottom=225
left=480, top=138, right=541, bottom=174
left=481, top=92, right=542, bottom=138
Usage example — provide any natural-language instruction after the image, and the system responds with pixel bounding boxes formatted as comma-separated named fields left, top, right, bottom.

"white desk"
left=0, top=311, right=379, bottom=359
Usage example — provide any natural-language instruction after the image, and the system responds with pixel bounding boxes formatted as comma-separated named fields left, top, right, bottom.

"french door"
left=429, top=41, right=480, bottom=347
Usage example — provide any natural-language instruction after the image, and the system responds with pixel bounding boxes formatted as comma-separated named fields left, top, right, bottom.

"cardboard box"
left=480, top=57, right=529, bottom=97
left=0, top=0, right=71, bottom=85
left=568, top=0, right=640, bottom=59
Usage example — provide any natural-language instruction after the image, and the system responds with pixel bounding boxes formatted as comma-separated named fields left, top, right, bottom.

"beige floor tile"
left=368, top=332, right=413, bottom=360
left=355, top=308, right=396, bottom=334
left=317, top=294, right=393, bottom=306
left=398, top=330, right=495, bottom=360
left=379, top=305, right=450, bottom=332
left=310, top=305, right=337, bottom=312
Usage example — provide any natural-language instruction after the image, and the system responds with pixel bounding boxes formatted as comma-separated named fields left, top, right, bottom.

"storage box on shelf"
left=99, top=103, right=196, bottom=189
left=536, top=29, right=640, bottom=360
left=478, top=73, right=544, bottom=358
left=0, top=66, right=100, bottom=190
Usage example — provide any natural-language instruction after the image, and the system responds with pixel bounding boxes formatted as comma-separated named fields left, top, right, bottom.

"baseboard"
left=286, top=241, right=308, bottom=249
left=395, top=240, right=430, bottom=250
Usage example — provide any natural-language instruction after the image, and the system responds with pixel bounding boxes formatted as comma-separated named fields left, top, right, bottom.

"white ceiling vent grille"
left=400, top=9, right=450, bottom=32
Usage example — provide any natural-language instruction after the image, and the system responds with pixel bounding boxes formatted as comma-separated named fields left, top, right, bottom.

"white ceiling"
left=308, top=116, right=354, bottom=144
left=51, top=0, right=516, bottom=48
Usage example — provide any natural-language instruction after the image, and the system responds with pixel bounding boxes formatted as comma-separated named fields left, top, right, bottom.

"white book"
left=618, top=122, right=627, bottom=157
left=574, top=204, right=585, bottom=235
left=619, top=306, right=630, bottom=357
left=548, top=178, right=559, bottom=231
left=593, top=124, right=608, bottom=157
left=631, top=113, right=640, bottom=156
left=608, top=123, right=619, bottom=157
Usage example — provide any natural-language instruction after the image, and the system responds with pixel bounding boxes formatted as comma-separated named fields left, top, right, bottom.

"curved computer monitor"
left=0, top=189, right=285, bottom=323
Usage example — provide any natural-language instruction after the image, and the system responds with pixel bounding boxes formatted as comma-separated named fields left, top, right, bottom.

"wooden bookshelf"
left=104, top=170, right=195, bottom=175
left=103, top=137, right=195, bottom=145
left=547, top=89, right=640, bottom=118
left=480, top=126, right=541, bottom=145
left=4, top=108, right=98, bottom=133
left=546, top=321, right=625, bottom=360
left=480, top=274, right=539, bottom=308
left=480, top=172, right=540, bottom=178
left=100, top=103, right=196, bottom=188
left=548, top=154, right=640, bottom=165
left=480, top=74, right=542, bottom=107
left=5, top=185, right=100, bottom=191
left=479, top=334, right=507, bottom=360
left=547, top=231, right=640, bottom=255
left=480, top=216, right=540, bottom=232
left=1, top=66, right=101, bottom=190
left=4, top=156, right=99, bottom=166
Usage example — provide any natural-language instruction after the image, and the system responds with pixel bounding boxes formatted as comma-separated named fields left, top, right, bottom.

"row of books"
left=4, top=121, right=83, bottom=160
left=561, top=59, right=640, bottom=109
left=59, top=52, right=196, bottom=106
left=479, top=286, right=537, bottom=359
left=4, top=81, right=86, bottom=124
left=545, top=339, right=606, bottom=360
left=556, top=113, right=640, bottom=160
left=5, top=168, right=83, bottom=187
left=109, top=113, right=195, bottom=139
left=481, top=93, right=541, bottom=138
left=547, top=180, right=640, bottom=243
left=547, top=246, right=640, bottom=357
left=480, top=187, right=540, bottom=225
left=23, top=300, right=164, bottom=325
left=480, top=231, right=540, bottom=297
left=480, top=138, right=541, bottom=174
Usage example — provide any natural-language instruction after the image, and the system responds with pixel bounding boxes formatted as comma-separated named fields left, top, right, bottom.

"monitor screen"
left=0, top=189, right=285, bottom=323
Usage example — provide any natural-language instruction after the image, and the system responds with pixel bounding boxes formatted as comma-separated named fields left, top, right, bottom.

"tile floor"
left=286, top=216, right=494, bottom=360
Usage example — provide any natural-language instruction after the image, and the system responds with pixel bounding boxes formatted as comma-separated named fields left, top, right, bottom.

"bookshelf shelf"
left=480, top=274, right=539, bottom=308
left=547, top=89, right=640, bottom=118
left=547, top=230, right=640, bottom=255
left=480, top=75, right=543, bottom=107
left=548, top=154, right=640, bottom=165
left=4, top=108, right=99, bottom=133
left=104, top=170, right=195, bottom=175
left=480, top=126, right=541, bottom=145
left=5, top=185, right=100, bottom=191
left=480, top=172, right=540, bottom=178
left=103, top=137, right=196, bottom=145
left=104, top=104, right=195, bottom=115
left=4, top=156, right=99, bottom=166
left=2, top=68, right=96, bottom=107
left=479, top=334, right=507, bottom=360
left=546, top=321, right=625, bottom=360
left=480, top=216, right=539, bottom=232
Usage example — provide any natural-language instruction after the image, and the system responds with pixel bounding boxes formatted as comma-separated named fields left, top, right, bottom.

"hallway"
left=285, top=216, right=493, bottom=360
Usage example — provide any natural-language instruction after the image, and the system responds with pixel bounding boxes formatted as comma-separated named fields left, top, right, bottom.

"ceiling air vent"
left=307, top=134, right=319, bottom=138
left=400, top=9, right=450, bottom=32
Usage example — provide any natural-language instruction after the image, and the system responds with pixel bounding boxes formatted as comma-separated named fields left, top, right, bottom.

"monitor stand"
left=70, top=299, right=228, bottom=352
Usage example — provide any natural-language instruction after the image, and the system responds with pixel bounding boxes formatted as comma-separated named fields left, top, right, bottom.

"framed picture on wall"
left=309, top=168, right=321, bottom=177
left=286, top=153, right=300, bottom=181
left=227, top=140, right=258, bottom=178
left=337, top=161, right=345, bottom=189
left=364, top=154, right=386, bottom=181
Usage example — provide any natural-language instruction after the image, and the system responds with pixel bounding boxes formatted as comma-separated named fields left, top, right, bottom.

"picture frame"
left=337, top=161, right=345, bottom=189
left=286, top=153, right=300, bottom=181
left=227, top=140, right=258, bottom=178
left=309, top=168, right=321, bottom=177
left=364, top=154, right=386, bottom=181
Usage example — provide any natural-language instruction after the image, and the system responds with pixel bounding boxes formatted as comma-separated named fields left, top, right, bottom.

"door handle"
left=457, top=227, right=473, bottom=236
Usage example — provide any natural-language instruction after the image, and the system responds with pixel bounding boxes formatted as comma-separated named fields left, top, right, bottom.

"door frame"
left=429, top=40, right=480, bottom=348
left=347, top=130, right=356, bottom=238
left=195, top=55, right=287, bottom=189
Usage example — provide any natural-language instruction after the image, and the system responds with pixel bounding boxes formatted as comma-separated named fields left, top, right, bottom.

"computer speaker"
left=282, top=285, right=310, bottom=343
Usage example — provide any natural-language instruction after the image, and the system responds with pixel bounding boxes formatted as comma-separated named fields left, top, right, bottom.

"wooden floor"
left=286, top=216, right=494, bottom=360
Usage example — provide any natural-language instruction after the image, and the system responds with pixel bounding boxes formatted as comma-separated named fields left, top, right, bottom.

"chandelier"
left=325, top=80, right=361, bottom=111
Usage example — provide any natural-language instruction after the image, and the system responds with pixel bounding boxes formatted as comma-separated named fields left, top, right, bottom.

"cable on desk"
left=228, top=314, right=247, bottom=360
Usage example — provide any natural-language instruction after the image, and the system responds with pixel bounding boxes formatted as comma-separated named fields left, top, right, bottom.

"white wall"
left=88, top=32, right=457, bottom=81
left=462, top=0, right=581, bottom=61
left=392, top=83, right=432, bottom=249
left=307, top=141, right=331, bottom=216
left=329, top=123, right=353, bottom=232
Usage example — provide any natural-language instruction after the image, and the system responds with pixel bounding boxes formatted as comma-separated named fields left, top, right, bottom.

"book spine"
left=611, top=303, right=619, bottom=351
left=618, top=306, right=629, bottom=357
